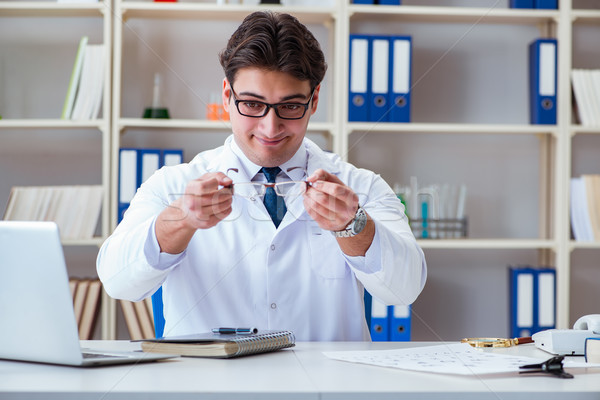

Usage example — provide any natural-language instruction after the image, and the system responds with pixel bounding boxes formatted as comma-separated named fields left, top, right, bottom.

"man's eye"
left=242, top=102, right=263, bottom=109
left=280, top=104, right=301, bottom=111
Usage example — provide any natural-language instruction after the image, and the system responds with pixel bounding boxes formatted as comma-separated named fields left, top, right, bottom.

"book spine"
left=233, top=331, right=295, bottom=357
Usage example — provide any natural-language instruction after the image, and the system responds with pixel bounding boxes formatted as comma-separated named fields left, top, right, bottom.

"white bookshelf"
left=106, top=0, right=600, bottom=339
left=417, top=239, right=557, bottom=250
left=0, top=1, right=106, bottom=17
left=0, top=0, right=111, bottom=239
left=0, top=119, right=106, bottom=129
left=348, top=4, right=559, bottom=24
left=0, top=0, right=587, bottom=339
left=0, top=0, right=112, bottom=338
left=348, top=122, right=559, bottom=135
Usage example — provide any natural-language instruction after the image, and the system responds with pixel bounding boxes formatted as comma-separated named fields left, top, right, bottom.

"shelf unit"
left=0, top=0, right=112, bottom=338
left=105, top=0, right=600, bottom=340
left=342, top=3, right=565, bottom=339
left=566, top=2, right=600, bottom=325
left=0, top=2, right=111, bottom=235
left=0, top=1, right=108, bottom=17
left=83, top=0, right=600, bottom=338
left=340, top=1, right=596, bottom=337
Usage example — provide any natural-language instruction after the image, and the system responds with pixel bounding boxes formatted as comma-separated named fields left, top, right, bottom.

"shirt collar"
left=280, top=142, right=308, bottom=181
left=229, top=136, right=309, bottom=182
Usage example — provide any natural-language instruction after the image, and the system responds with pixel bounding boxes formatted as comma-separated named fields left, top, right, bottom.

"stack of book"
left=3, top=185, right=103, bottom=240
left=587, top=338, right=600, bottom=363
left=571, top=69, right=600, bottom=127
left=139, top=330, right=296, bottom=358
left=69, top=278, right=102, bottom=340
left=61, top=36, right=106, bottom=120
left=120, top=298, right=155, bottom=340
left=570, top=175, right=600, bottom=242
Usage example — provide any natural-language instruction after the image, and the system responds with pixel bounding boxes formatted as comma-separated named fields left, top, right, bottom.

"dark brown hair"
left=219, top=11, right=327, bottom=90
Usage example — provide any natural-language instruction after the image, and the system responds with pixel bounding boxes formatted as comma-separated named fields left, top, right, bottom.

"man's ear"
left=222, top=78, right=231, bottom=112
left=310, top=84, right=321, bottom=115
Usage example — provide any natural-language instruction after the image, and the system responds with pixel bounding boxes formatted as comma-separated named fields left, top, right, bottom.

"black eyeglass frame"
left=230, top=85, right=315, bottom=120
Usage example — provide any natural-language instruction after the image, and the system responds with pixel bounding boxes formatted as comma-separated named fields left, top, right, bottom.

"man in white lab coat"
left=97, top=11, right=426, bottom=341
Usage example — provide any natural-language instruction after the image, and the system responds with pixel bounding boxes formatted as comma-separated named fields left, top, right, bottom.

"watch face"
left=352, top=209, right=367, bottom=234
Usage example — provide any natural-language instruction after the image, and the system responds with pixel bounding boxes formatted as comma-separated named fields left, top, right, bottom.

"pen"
left=212, top=327, right=258, bottom=334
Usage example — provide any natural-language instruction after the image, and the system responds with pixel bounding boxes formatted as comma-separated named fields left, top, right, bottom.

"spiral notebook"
left=138, top=330, right=295, bottom=358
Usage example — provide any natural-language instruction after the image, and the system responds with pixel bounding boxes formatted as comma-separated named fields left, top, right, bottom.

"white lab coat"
left=97, top=136, right=426, bottom=341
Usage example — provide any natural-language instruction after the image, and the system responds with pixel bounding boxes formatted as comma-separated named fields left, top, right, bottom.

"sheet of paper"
left=324, top=343, right=547, bottom=375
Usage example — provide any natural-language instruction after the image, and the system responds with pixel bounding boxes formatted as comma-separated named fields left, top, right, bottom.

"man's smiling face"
left=222, top=68, right=319, bottom=168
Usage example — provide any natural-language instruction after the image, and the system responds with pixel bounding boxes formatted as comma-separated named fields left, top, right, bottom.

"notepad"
left=139, top=330, right=295, bottom=358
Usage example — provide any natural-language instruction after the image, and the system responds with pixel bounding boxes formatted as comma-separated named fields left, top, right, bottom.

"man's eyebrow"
left=237, top=91, right=310, bottom=102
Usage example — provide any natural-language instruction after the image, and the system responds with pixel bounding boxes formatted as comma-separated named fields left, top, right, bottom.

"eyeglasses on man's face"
left=226, top=167, right=311, bottom=199
left=230, top=85, right=315, bottom=120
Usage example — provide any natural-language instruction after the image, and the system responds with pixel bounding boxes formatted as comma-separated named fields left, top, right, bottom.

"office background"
left=1, top=0, right=599, bottom=340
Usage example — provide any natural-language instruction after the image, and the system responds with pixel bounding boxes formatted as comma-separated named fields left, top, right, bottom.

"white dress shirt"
left=97, top=136, right=427, bottom=341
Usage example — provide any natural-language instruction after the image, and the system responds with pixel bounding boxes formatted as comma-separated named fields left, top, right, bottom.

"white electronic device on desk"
left=533, top=314, right=600, bottom=355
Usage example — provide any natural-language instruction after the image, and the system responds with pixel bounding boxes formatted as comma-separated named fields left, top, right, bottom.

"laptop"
left=0, top=220, right=176, bottom=367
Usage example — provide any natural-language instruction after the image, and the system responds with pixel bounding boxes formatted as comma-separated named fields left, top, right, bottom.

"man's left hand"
left=303, top=169, right=359, bottom=232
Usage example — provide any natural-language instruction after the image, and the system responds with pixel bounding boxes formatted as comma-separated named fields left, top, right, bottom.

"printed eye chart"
left=323, top=343, right=546, bottom=375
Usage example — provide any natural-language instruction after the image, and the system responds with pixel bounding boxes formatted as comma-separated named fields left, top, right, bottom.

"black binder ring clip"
left=519, top=355, right=574, bottom=379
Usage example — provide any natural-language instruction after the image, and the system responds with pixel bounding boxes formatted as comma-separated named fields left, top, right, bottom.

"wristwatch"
left=333, top=206, right=367, bottom=238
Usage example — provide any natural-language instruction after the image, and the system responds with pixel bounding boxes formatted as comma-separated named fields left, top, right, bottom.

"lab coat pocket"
left=306, top=223, right=349, bottom=279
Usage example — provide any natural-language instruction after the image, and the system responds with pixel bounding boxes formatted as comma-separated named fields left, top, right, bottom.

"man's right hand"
left=155, top=172, right=233, bottom=254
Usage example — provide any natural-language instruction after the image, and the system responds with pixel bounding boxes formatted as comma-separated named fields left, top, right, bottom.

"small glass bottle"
left=143, top=73, right=170, bottom=119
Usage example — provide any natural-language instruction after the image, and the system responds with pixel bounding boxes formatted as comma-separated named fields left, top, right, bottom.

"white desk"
left=1, top=341, right=599, bottom=399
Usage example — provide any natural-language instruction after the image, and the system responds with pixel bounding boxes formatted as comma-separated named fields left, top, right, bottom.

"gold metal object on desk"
left=461, top=337, right=533, bottom=348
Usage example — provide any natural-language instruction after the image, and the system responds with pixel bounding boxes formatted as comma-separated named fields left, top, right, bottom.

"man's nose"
left=259, top=107, right=284, bottom=136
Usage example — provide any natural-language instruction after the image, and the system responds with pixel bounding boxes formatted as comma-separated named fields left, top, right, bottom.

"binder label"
left=517, top=273, right=534, bottom=327
left=371, top=298, right=388, bottom=318
left=393, top=304, right=410, bottom=318
left=164, top=153, right=182, bottom=167
left=119, top=149, right=138, bottom=203
left=141, top=153, right=160, bottom=184
left=372, top=39, right=389, bottom=95
left=350, top=38, right=369, bottom=94
left=393, top=39, right=410, bottom=94
left=538, top=271, right=555, bottom=327
left=539, top=42, right=556, bottom=96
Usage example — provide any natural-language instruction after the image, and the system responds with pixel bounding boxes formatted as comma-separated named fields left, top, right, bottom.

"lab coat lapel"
left=305, top=140, right=340, bottom=177
left=280, top=140, right=342, bottom=228
left=206, top=144, right=252, bottom=183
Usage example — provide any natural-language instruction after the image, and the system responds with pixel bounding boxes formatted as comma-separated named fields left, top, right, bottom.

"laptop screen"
left=0, top=221, right=84, bottom=365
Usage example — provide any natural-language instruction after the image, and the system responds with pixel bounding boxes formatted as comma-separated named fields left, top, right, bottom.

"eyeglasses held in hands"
left=230, top=85, right=315, bottom=120
left=226, top=167, right=311, bottom=199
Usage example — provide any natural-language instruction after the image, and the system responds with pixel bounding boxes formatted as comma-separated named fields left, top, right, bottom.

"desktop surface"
left=1, top=341, right=599, bottom=400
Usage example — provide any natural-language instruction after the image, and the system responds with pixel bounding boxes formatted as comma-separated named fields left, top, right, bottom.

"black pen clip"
left=519, top=355, right=574, bottom=379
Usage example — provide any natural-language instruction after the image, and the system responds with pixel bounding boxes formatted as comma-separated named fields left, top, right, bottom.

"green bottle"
left=143, top=73, right=170, bottom=119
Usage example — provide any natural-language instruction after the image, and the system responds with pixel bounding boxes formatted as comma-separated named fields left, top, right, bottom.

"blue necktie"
left=261, top=167, right=287, bottom=228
